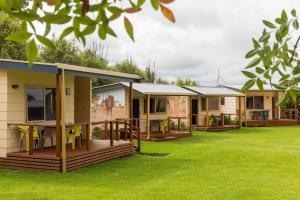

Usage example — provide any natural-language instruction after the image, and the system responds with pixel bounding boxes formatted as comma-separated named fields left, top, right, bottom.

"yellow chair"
left=66, top=125, right=82, bottom=150
left=160, top=119, right=170, bottom=134
left=18, top=125, right=40, bottom=151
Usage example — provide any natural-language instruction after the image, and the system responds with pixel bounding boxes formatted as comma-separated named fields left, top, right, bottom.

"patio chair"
left=66, top=125, right=82, bottom=150
left=160, top=118, right=172, bottom=134
left=18, top=125, right=40, bottom=151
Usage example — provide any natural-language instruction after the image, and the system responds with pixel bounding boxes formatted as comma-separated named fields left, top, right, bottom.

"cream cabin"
left=182, top=86, right=245, bottom=131
left=0, top=59, right=141, bottom=172
left=222, top=84, right=299, bottom=126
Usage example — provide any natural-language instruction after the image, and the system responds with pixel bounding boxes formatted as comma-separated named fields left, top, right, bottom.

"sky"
left=53, top=0, right=300, bottom=86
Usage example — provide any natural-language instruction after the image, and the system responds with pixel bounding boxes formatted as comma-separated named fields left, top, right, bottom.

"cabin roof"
left=93, top=82, right=196, bottom=96
left=0, top=59, right=141, bottom=82
left=221, top=84, right=279, bottom=92
left=183, top=86, right=245, bottom=97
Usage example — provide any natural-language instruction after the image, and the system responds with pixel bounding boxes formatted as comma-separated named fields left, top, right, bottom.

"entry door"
left=192, top=99, right=198, bottom=125
left=133, top=99, right=140, bottom=127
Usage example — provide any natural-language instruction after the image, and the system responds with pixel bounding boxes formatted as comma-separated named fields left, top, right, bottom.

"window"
left=221, top=97, right=225, bottom=106
left=246, top=96, right=264, bottom=109
left=209, top=97, right=219, bottom=110
left=27, top=87, right=56, bottom=121
left=201, top=97, right=219, bottom=111
left=254, top=96, right=264, bottom=109
left=155, top=98, right=167, bottom=112
left=246, top=97, right=254, bottom=109
left=144, top=97, right=167, bottom=113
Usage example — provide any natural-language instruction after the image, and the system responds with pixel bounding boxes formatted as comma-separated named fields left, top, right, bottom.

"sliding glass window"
left=27, top=87, right=56, bottom=122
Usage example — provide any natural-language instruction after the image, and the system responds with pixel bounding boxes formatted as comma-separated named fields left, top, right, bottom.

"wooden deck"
left=0, top=140, right=135, bottom=172
left=193, top=125, right=239, bottom=132
left=246, top=120, right=299, bottom=127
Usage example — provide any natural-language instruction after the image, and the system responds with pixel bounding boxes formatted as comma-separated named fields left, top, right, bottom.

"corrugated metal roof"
left=0, top=59, right=141, bottom=82
left=222, top=84, right=279, bottom=92
left=183, top=86, right=245, bottom=97
left=120, top=82, right=196, bottom=96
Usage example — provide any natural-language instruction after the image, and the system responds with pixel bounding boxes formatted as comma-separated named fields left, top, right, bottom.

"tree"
left=144, top=62, right=157, bottom=83
left=174, top=78, right=199, bottom=87
left=242, top=9, right=300, bottom=105
left=0, top=0, right=176, bottom=65
left=0, top=12, right=26, bottom=60
left=112, top=56, right=145, bottom=78
left=40, top=38, right=81, bottom=65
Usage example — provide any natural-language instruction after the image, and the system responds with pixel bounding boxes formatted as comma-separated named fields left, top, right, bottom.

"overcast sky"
left=58, top=0, right=300, bottom=85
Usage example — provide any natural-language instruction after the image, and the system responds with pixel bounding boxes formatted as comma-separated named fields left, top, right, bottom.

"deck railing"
left=248, top=109, right=298, bottom=121
left=92, top=119, right=141, bottom=152
left=9, top=122, right=91, bottom=155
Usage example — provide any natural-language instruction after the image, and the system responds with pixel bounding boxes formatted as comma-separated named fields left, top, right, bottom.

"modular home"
left=183, top=86, right=245, bottom=131
left=222, top=84, right=299, bottom=126
left=93, top=82, right=196, bottom=140
left=0, top=59, right=141, bottom=172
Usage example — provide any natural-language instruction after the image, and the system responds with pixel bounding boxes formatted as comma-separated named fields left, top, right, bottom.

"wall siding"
left=0, top=69, right=7, bottom=157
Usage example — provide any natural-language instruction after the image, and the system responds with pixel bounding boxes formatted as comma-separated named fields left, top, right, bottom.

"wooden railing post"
left=137, top=128, right=141, bottom=152
left=167, top=117, right=170, bottom=134
left=116, top=121, right=119, bottom=141
left=221, top=113, right=224, bottom=126
left=104, top=121, right=108, bottom=139
left=124, top=120, right=128, bottom=141
left=29, top=125, right=33, bottom=155
left=178, top=118, right=180, bottom=132
left=290, top=110, right=292, bottom=120
left=109, top=121, right=113, bottom=146
left=86, top=123, right=90, bottom=151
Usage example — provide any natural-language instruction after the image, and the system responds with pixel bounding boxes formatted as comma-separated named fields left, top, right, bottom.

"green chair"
left=66, top=125, right=82, bottom=150
left=18, top=125, right=40, bottom=151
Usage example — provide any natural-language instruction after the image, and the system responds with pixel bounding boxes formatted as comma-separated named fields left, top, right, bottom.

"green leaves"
left=245, top=49, right=258, bottom=59
left=0, top=0, right=10, bottom=11
left=243, top=9, right=300, bottom=104
left=241, top=79, right=255, bottom=92
left=242, top=71, right=256, bottom=78
left=36, top=35, right=54, bottom=48
left=151, top=0, right=159, bottom=10
left=26, top=39, right=38, bottom=66
left=0, top=0, right=176, bottom=64
left=263, top=20, right=276, bottom=29
left=5, top=31, right=32, bottom=43
left=60, top=27, right=73, bottom=40
left=246, top=57, right=261, bottom=68
left=124, top=17, right=134, bottom=41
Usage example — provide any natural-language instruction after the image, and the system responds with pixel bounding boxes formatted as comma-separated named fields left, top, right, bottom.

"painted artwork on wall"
left=92, top=88, right=127, bottom=121
left=169, top=96, right=188, bottom=117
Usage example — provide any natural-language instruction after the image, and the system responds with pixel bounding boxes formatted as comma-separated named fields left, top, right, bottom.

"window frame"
left=26, top=86, right=56, bottom=122
left=246, top=95, right=264, bottom=110
left=221, top=97, right=225, bottom=106
left=201, top=97, right=220, bottom=111
left=144, top=96, right=167, bottom=114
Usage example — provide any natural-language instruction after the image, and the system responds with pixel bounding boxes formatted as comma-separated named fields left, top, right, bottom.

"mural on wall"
left=92, top=88, right=126, bottom=121
left=169, top=96, right=188, bottom=117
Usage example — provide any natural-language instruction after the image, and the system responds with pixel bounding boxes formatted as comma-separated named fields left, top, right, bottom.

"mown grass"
left=1, top=126, right=300, bottom=200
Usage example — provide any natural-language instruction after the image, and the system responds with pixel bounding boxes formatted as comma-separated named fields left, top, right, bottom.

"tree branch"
left=289, top=34, right=300, bottom=64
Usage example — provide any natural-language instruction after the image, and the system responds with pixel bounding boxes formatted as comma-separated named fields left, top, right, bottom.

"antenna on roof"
left=216, top=67, right=226, bottom=86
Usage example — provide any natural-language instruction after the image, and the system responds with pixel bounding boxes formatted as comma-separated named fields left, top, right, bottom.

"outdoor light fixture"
left=12, top=84, right=19, bottom=89
left=66, top=88, right=71, bottom=95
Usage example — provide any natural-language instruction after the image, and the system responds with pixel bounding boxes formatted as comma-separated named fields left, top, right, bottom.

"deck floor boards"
left=0, top=140, right=135, bottom=172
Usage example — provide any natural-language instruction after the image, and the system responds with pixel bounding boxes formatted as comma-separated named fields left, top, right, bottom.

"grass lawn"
left=1, top=126, right=300, bottom=200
